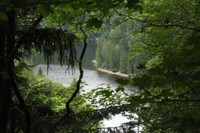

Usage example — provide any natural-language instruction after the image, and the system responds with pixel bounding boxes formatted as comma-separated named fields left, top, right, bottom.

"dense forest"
left=1, top=0, right=200, bottom=133
left=96, top=19, right=140, bottom=74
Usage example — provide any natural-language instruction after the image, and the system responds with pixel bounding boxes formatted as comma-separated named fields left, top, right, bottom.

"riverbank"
left=92, top=60, right=129, bottom=78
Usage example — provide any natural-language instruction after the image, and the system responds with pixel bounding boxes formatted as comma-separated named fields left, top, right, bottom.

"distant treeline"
left=95, top=20, right=141, bottom=74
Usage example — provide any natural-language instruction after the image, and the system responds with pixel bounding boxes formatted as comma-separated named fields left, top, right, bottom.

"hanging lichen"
left=16, top=28, right=77, bottom=69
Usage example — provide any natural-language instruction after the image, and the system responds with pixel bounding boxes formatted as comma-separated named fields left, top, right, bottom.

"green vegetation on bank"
left=14, top=62, right=98, bottom=132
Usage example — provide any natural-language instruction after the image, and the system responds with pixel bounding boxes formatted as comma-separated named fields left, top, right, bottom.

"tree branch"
left=21, top=0, right=74, bottom=7
left=134, top=81, right=155, bottom=97
left=7, top=65, right=31, bottom=133
left=147, top=23, right=200, bottom=33
left=47, top=27, right=88, bottom=133
left=8, top=15, right=43, bottom=62
left=114, top=9, right=200, bottom=33
left=65, top=27, right=87, bottom=106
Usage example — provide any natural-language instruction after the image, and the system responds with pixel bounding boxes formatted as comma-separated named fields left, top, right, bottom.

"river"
left=33, top=43, right=133, bottom=127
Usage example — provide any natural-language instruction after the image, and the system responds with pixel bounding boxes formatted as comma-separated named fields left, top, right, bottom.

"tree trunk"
left=0, top=10, right=15, bottom=133
left=0, top=19, right=10, bottom=133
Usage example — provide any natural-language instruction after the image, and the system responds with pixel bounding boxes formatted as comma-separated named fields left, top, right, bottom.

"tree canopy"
left=1, top=0, right=200, bottom=132
left=0, top=0, right=135, bottom=132
left=90, top=0, right=200, bottom=132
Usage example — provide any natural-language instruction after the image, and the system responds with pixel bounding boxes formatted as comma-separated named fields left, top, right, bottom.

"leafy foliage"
left=86, top=18, right=103, bottom=29
left=125, top=0, right=200, bottom=132
left=87, top=0, right=200, bottom=132
left=13, top=66, right=96, bottom=132
left=85, top=83, right=129, bottom=108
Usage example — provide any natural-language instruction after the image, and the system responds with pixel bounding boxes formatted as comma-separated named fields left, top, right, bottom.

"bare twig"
left=65, top=27, right=87, bottom=106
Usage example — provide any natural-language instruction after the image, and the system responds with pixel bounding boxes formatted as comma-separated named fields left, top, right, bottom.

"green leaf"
left=125, top=0, right=140, bottom=9
left=116, top=78, right=129, bottom=85
left=128, top=95, right=141, bottom=104
left=187, top=34, right=200, bottom=45
left=35, top=5, right=52, bottom=17
left=86, top=18, right=103, bottom=29
left=105, top=91, right=112, bottom=98
left=161, top=89, right=172, bottom=97
left=116, top=86, right=125, bottom=92
left=95, top=89, right=113, bottom=98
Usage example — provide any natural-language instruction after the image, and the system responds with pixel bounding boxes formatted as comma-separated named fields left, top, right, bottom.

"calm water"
left=33, top=43, right=133, bottom=93
left=35, top=64, right=132, bottom=93
left=33, top=43, right=134, bottom=127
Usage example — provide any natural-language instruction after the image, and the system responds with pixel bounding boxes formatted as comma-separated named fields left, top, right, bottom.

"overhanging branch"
left=114, top=9, right=200, bottom=33
left=47, top=27, right=88, bottom=133
left=8, top=15, right=43, bottom=61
